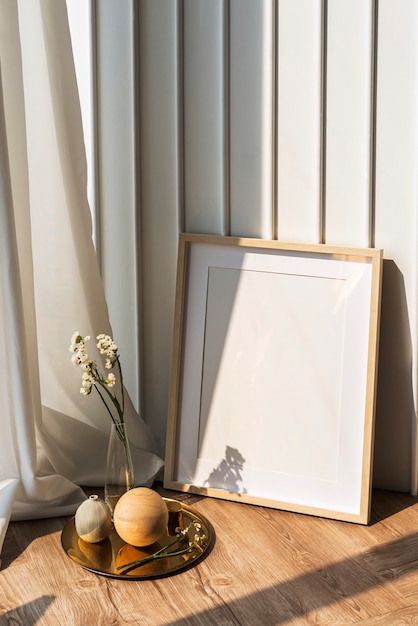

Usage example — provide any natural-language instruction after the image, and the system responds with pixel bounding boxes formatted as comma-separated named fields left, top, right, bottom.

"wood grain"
left=1, top=487, right=418, bottom=625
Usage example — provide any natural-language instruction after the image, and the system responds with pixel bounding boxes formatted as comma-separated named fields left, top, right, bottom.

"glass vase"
left=105, top=422, right=134, bottom=516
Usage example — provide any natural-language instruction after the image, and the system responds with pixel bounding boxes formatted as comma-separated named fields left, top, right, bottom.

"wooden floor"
left=1, top=486, right=418, bottom=625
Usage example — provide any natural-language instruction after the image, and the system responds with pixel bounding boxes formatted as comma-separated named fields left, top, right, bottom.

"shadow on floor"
left=164, top=525, right=418, bottom=625
left=0, top=596, right=56, bottom=625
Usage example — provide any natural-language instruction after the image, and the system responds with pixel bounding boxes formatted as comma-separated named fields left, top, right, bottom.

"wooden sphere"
left=113, top=487, right=169, bottom=547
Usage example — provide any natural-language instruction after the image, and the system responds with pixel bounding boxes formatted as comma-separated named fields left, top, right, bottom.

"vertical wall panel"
left=325, top=0, right=374, bottom=247
left=95, top=1, right=140, bottom=408
left=139, top=0, right=182, bottom=443
left=183, top=0, right=227, bottom=235
left=229, top=0, right=274, bottom=238
left=276, top=0, right=322, bottom=243
left=373, top=0, right=418, bottom=492
left=86, top=1, right=418, bottom=491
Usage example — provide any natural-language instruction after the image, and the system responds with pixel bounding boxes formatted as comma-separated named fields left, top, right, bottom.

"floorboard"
left=1, top=487, right=418, bottom=625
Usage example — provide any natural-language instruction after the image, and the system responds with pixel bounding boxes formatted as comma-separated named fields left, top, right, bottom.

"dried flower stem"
left=116, top=521, right=207, bottom=575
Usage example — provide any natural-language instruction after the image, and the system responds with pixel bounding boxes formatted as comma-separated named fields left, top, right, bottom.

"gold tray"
left=61, top=497, right=211, bottom=579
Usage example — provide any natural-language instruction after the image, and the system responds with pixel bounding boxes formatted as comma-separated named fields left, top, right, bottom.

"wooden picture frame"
left=164, top=234, right=383, bottom=524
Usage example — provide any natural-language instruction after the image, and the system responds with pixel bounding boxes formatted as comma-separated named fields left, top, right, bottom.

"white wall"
left=69, top=0, right=418, bottom=492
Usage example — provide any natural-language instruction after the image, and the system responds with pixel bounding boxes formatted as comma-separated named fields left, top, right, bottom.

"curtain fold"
left=0, top=0, right=163, bottom=557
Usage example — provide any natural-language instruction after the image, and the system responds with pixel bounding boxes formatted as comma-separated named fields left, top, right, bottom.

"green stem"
left=93, top=385, right=119, bottom=427
left=116, top=356, right=125, bottom=417
left=96, top=376, right=124, bottom=423
left=116, top=537, right=178, bottom=572
left=116, top=541, right=194, bottom=575
left=94, top=384, right=133, bottom=490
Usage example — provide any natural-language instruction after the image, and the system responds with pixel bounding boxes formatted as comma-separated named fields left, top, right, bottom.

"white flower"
left=69, top=332, right=82, bottom=352
left=105, top=373, right=116, bottom=387
left=82, top=371, right=94, bottom=385
left=175, top=521, right=206, bottom=549
left=70, top=331, right=124, bottom=425
left=96, top=334, right=118, bottom=361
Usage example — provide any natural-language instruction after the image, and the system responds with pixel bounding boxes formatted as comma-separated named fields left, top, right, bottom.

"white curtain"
left=0, top=0, right=163, bottom=557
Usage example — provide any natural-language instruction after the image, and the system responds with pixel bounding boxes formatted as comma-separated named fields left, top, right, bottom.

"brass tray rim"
left=61, top=497, right=212, bottom=580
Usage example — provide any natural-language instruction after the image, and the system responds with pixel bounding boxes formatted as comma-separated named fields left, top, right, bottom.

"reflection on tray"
left=61, top=498, right=211, bottom=579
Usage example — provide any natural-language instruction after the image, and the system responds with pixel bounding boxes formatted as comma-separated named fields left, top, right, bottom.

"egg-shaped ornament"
left=113, top=487, right=169, bottom=547
left=75, top=494, right=112, bottom=543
